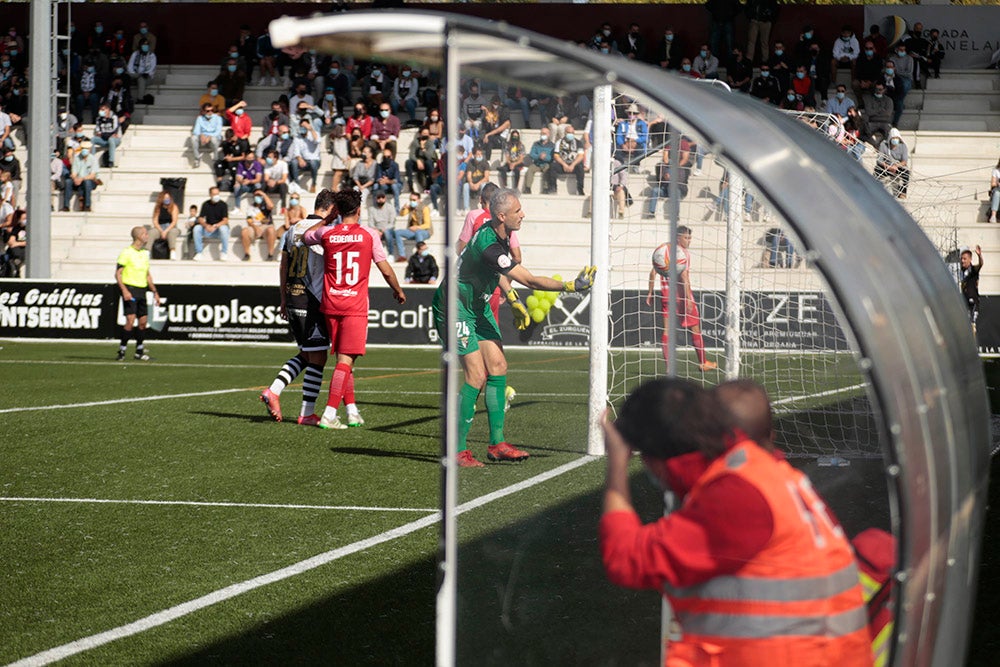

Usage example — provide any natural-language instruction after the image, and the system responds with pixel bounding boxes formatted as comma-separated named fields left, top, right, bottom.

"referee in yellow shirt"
left=115, top=226, right=161, bottom=361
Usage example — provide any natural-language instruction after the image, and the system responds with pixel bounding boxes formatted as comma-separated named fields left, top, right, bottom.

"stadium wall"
left=4, top=3, right=859, bottom=67
left=6, top=281, right=992, bottom=354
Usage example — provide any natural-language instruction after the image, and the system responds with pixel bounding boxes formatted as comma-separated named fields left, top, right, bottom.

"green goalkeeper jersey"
left=432, top=221, right=518, bottom=327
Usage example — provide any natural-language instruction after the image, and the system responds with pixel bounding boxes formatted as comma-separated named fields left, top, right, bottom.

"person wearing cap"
left=241, top=189, right=278, bottom=261
left=875, top=128, right=909, bottom=199
left=61, top=140, right=99, bottom=212
left=615, top=103, right=648, bottom=168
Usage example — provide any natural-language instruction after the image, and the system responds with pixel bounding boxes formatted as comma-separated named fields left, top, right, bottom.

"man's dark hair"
left=615, top=378, right=730, bottom=460
left=677, top=225, right=692, bottom=236
left=480, top=182, right=500, bottom=209
left=314, top=188, right=336, bottom=213
left=712, top=379, right=774, bottom=450
left=333, top=189, right=362, bottom=217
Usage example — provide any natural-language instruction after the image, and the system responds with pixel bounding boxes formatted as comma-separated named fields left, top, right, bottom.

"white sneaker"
left=504, top=386, right=517, bottom=413
left=347, top=412, right=365, bottom=428
left=219, top=253, right=230, bottom=262
left=319, top=414, right=348, bottom=430
left=270, top=77, right=279, bottom=86
left=256, top=78, right=266, bottom=86
left=693, top=167, right=702, bottom=176
left=193, top=252, right=206, bottom=262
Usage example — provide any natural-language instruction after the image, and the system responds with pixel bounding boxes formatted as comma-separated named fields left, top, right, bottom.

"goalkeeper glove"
left=563, top=266, right=597, bottom=293
left=507, top=289, right=530, bottom=331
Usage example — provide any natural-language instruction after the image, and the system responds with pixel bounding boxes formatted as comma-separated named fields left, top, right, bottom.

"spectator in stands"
left=3, top=77, right=26, bottom=130
left=193, top=186, right=230, bottom=261
left=454, top=125, right=475, bottom=162
left=372, top=102, right=401, bottom=158
left=497, top=130, right=526, bottom=191
left=216, top=59, right=246, bottom=109
left=361, top=65, right=389, bottom=110
left=421, top=109, right=443, bottom=149
left=391, top=67, right=420, bottom=122
left=553, top=126, right=585, bottom=196
left=524, top=128, right=554, bottom=195
left=0, top=104, right=13, bottom=154
left=0, top=161, right=14, bottom=210
left=323, top=61, right=351, bottom=117
left=643, top=132, right=692, bottom=218
left=148, top=191, right=180, bottom=258
left=367, top=191, right=396, bottom=253
left=327, top=119, right=350, bottom=192
left=744, top=0, right=777, bottom=64
left=109, top=57, right=130, bottom=92
left=373, top=147, right=402, bottom=211
left=91, top=102, right=122, bottom=168
left=727, top=47, right=753, bottom=92
left=0, top=53, right=15, bottom=90
left=291, top=100, right=323, bottom=136
left=498, top=83, right=533, bottom=129
left=235, top=25, right=256, bottom=83
left=831, top=25, right=860, bottom=85
left=889, top=47, right=913, bottom=125
left=926, top=29, right=944, bottom=80
left=875, top=128, right=909, bottom=199
left=656, top=27, right=681, bottom=70
left=131, top=22, right=156, bottom=55
left=826, top=84, right=855, bottom=119
left=75, top=59, right=102, bottom=124
left=126, top=38, right=156, bottom=103
left=102, top=75, right=134, bottom=135
left=255, top=31, right=279, bottom=86
left=290, top=119, right=322, bottom=193
left=462, top=147, right=490, bottom=212
left=216, top=128, right=249, bottom=192
left=69, top=23, right=86, bottom=58
left=767, top=40, right=792, bottom=92
left=693, top=44, right=719, bottom=80
left=852, top=40, right=882, bottom=109
left=188, top=102, right=223, bottom=168
left=61, top=140, right=98, bottom=212
left=406, top=130, right=436, bottom=194
left=878, top=60, right=905, bottom=127
left=779, top=88, right=803, bottom=111
left=295, top=49, right=328, bottom=99
left=256, top=124, right=295, bottom=162
left=108, top=27, right=128, bottom=60
left=347, top=102, right=373, bottom=141
left=800, top=40, right=829, bottom=103
left=65, top=122, right=87, bottom=159
left=283, top=193, right=306, bottom=236
left=261, top=149, right=289, bottom=210
left=0, top=144, right=19, bottom=203
left=866, top=24, right=888, bottom=59
left=349, top=144, right=377, bottom=204
left=987, top=157, right=999, bottom=223
left=405, top=241, right=438, bottom=284
left=544, top=95, right=572, bottom=144
left=391, top=192, right=433, bottom=262
left=791, top=64, right=817, bottom=108
left=479, top=96, right=510, bottom=162
left=864, top=82, right=894, bottom=145
left=841, top=107, right=867, bottom=160
left=262, top=101, right=289, bottom=140
left=241, top=189, right=278, bottom=261
left=620, top=23, right=645, bottom=61
left=904, top=22, right=931, bottom=88
left=219, top=44, right=247, bottom=76
left=198, top=81, right=226, bottom=115
left=318, top=86, right=339, bottom=132
left=460, top=80, right=487, bottom=136
left=2, top=207, right=25, bottom=276
left=4, top=26, right=24, bottom=59
left=289, top=82, right=314, bottom=113
left=429, top=145, right=466, bottom=213
left=749, top=64, right=780, bottom=104
left=225, top=100, right=252, bottom=141
left=234, top=153, right=263, bottom=207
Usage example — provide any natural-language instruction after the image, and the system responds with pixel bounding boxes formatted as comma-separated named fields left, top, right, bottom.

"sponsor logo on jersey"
left=329, top=287, right=360, bottom=298
left=497, top=253, right=512, bottom=269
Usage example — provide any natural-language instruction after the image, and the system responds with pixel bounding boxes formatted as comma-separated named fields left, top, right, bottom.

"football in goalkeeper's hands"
left=651, top=243, right=670, bottom=278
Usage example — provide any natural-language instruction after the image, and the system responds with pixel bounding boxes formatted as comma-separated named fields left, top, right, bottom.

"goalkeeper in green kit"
left=432, top=188, right=597, bottom=467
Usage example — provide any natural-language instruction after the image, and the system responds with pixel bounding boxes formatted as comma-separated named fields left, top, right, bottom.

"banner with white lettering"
left=863, top=5, right=1000, bottom=69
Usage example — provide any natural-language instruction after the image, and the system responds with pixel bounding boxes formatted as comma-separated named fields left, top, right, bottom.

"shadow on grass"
left=192, top=410, right=274, bottom=424
left=330, top=445, right=439, bottom=465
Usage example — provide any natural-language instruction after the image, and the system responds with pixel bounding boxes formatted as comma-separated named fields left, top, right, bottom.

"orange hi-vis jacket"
left=663, top=441, right=873, bottom=667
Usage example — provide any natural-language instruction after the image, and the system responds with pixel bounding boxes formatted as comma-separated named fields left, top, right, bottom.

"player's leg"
left=134, top=315, right=150, bottom=360
left=296, top=307, right=330, bottom=425
left=118, top=310, right=135, bottom=361
left=477, top=309, right=528, bottom=462
left=319, top=315, right=366, bottom=429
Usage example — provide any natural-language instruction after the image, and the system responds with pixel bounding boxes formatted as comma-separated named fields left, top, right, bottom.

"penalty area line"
left=0, top=497, right=437, bottom=513
left=6, top=455, right=598, bottom=667
left=771, top=383, right=867, bottom=409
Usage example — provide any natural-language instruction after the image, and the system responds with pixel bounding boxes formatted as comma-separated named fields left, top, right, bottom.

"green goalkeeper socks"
left=484, top=375, right=507, bottom=445
left=458, top=383, right=481, bottom=451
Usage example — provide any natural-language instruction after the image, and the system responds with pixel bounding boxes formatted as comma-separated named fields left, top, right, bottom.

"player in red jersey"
left=303, top=189, right=406, bottom=429
left=646, top=225, right=717, bottom=372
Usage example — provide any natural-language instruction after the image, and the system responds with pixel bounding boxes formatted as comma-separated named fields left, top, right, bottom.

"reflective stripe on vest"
left=670, top=561, right=860, bottom=603
left=678, top=603, right=869, bottom=639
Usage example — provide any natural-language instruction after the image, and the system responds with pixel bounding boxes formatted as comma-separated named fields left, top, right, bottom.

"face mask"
left=322, top=93, right=334, bottom=102
left=874, top=92, right=884, bottom=99
left=330, top=68, right=339, bottom=76
left=140, top=27, right=148, bottom=35
left=280, top=133, right=289, bottom=140
left=163, top=198, right=171, bottom=205
left=885, top=68, right=894, bottom=75
left=787, top=94, right=796, bottom=102
left=890, top=138, right=900, bottom=146
left=841, top=36, right=851, bottom=42
left=229, top=52, right=238, bottom=59
left=265, top=157, right=274, bottom=165
left=235, top=108, right=244, bottom=116
left=410, top=200, right=419, bottom=208
left=3, top=155, right=12, bottom=162
left=371, top=69, right=380, bottom=77
left=796, top=71, right=805, bottom=79
left=565, top=133, right=575, bottom=141
left=865, top=50, right=874, bottom=57
left=80, top=149, right=90, bottom=157
left=290, top=198, right=299, bottom=206
left=211, top=194, right=221, bottom=202
left=665, top=34, right=674, bottom=42
left=511, top=135, right=519, bottom=141
left=804, top=31, right=813, bottom=39
left=254, top=196, right=263, bottom=204
left=602, top=29, right=611, bottom=37
left=601, top=48, right=609, bottom=54
left=897, top=50, right=905, bottom=57
left=114, top=67, right=124, bottom=75
left=355, top=108, right=364, bottom=116
left=300, top=128, right=308, bottom=136
left=95, top=26, right=104, bottom=35
left=699, top=50, right=707, bottom=58
left=541, top=135, right=549, bottom=142
left=227, top=65, right=236, bottom=73
left=774, top=49, right=784, bottom=56
left=12, top=89, right=19, bottom=96
left=100, top=110, right=107, bottom=117
left=380, top=110, right=389, bottom=118
left=430, top=115, right=439, bottom=121
left=210, top=89, right=218, bottom=96
left=75, top=132, right=85, bottom=138
left=115, top=33, right=123, bottom=40
left=402, top=70, right=411, bottom=77
left=837, top=92, right=845, bottom=100
left=420, top=249, right=429, bottom=257
left=761, top=70, right=770, bottom=77
left=682, top=64, right=691, bottom=72
left=204, top=113, right=213, bottom=119
left=87, top=66, right=95, bottom=73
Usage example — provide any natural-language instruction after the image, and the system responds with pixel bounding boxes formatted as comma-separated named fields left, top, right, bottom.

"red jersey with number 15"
left=303, top=222, right=387, bottom=316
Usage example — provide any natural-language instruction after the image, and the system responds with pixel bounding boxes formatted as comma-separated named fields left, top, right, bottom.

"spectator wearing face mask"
left=374, top=148, right=402, bottom=211
left=406, top=241, right=438, bottom=284
left=406, top=130, right=437, bottom=194
left=830, top=26, right=859, bottom=88
left=825, top=84, right=855, bottom=120
left=749, top=65, right=781, bottom=104
left=225, top=100, right=252, bottom=140
left=74, top=59, right=103, bottom=124
left=262, top=101, right=290, bottom=139
left=852, top=40, right=882, bottom=109
left=131, top=22, right=156, bottom=55
left=0, top=145, right=21, bottom=206
left=289, top=120, right=322, bottom=193
left=107, top=27, right=128, bottom=59
left=322, top=61, right=351, bottom=117
left=391, top=67, right=420, bottom=122
left=422, top=108, right=443, bottom=148
left=256, top=123, right=296, bottom=163
left=198, top=81, right=226, bottom=115
left=371, top=102, right=400, bottom=157
left=863, top=82, right=894, bottom=145
left=216, top=59, right=246, bottom=109
left=61, top=141, right=99, bottom=212
left=262, top=149, right=290, bottom=210
left=148, top=191, right=180, bottom=258
left=241, top=189, right=278, bottom=261
left=367, top=191, right=396, bottom=253
left=234, top=154, right=263, bottom=208
left=126, top=38, right=156, bottom=103
left=101, top=76, right=134, bottom=135
left=192, top=186, right=231, bottom=261
left=188, top=103, right=223, bottom=168
left=215, top=128, right=249, bottom=193
left=92, top=103, right=122, bottom=168
left=318, top=86, right=339, bottom=132
left=362, top=65, right=390, bottom=110
left=347, top=102, right=373, bottom=141
left=875, top=128, right=909, bottom=199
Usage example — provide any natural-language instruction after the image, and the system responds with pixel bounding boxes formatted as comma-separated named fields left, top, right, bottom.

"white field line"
left=5, top=455, right=597, bottom=667
left=0, top=388, right=588, bottom=414
left=0, top=360, right=589, bottom=374
left=0, top=497, right=437, bottom=513
left=771, top=382, right=868, bottom=410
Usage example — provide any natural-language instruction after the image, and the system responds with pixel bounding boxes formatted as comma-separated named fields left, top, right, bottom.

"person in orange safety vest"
left=600, top=378, right=872, bottom=666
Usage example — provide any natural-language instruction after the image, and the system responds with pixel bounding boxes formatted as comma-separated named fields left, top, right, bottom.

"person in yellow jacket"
left=115, top=226, right=161, bottom=361
left=600, top=378, right=872, bottom=666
